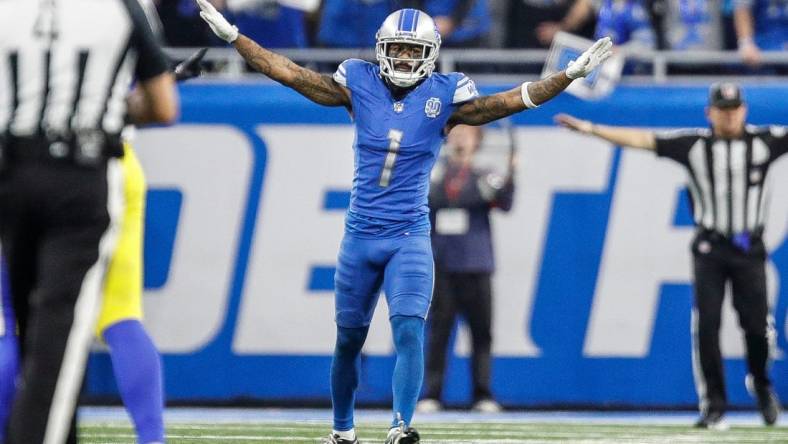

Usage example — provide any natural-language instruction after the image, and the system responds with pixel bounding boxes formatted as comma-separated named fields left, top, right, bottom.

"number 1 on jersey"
left=379, top=129, right=403, bottom=187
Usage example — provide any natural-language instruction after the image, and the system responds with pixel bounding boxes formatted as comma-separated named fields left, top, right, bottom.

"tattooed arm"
left=448, top=71, right=572, bottom=127
left=195, top=0, right=349, bottom=107
left=233, top=35, right=351, bottom=108
left=447, top=36, right=612, bottom=128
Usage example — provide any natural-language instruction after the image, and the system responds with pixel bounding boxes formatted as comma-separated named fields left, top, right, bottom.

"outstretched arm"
left=448, top=37, right=612, bottom=128
left=555, top=113, right=656, bottom=150
left=233, top=35, right=351, bottom=107
left=448, top=72, right=573, bottom=127
left=196, top=0, right=350, bottom=108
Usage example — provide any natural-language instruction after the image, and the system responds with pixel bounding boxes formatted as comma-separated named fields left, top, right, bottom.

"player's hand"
left=566, top=36, right=613, bottom=79
left=196, top=0, right=239, bottom=43
left=555, top=113, right=593, bottom=134
left=174, top=48, right=208, bottom=82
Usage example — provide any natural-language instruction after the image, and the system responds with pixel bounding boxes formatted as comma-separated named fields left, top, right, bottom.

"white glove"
left=566, top=36, right=613, bottom=80
left=196, top=0, right=239, bottom=43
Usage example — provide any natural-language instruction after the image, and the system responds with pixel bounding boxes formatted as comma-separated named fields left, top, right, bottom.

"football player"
left=195, top=3, right=611, bottom=443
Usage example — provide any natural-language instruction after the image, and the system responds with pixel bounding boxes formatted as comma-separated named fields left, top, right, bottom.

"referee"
left=0, top=1, right=177, bottom=443
left=556, top=82, right=785, bottom=429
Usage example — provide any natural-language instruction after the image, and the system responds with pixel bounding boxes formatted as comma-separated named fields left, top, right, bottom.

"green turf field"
left=79, top=421, right=788, bottom=443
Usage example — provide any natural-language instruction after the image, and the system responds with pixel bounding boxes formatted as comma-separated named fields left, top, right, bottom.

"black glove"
left=173, top=48, right=208, bottom=82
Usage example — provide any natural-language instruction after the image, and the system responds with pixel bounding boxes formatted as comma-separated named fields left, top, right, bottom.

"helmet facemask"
left=376, top=38, right=438, bottom=88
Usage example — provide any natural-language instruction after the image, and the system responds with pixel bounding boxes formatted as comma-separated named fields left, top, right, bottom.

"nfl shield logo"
left=425, top=97, right=441, bottom=118
left=722, top=84, right=737, bottom=100
left=393, top=102, right=404, bottom=113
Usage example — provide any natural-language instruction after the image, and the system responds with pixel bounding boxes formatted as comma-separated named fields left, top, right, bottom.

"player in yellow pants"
left=94, top=45, right=208, bottom=443
left=98, top=143, right=147, bottom=337
left=95, top=142, right=166, bottom=444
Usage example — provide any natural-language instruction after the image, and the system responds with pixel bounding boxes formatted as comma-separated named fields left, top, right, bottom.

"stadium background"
left=84, top=81, right=788, bottom=409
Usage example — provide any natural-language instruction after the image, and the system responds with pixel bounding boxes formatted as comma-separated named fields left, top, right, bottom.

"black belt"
left=698, top=228, right=763, bottom=243
left=0, top=131, right=123, bottom=169
left=697, top=228, right=763, bottom=253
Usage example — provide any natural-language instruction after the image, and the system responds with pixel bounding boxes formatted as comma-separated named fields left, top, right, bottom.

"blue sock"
left=390, top=315, right=425, bottom=428
left=331, top=325, right=369, bottom=431
left=103, top=320, right=164, bottom=444
left=0, top=257, right=19, bottom=444
left=0, top=334, right=19, bottom=443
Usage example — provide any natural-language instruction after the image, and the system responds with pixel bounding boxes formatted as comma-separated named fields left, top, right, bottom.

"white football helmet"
left=375, top=9, right=441, bottom=88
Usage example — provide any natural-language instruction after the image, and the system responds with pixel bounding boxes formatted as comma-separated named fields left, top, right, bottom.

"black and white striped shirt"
left=656, top=126, right=788, bottom=237
left=0, top=0, right=169, bottom=139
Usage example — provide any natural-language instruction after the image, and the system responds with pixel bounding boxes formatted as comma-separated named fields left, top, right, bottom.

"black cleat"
left=694, top=410, right=729, bottom=430
left=746, top=374, right=781, bottom=426
left=385, top=422, right=420, bottom=444
left=322, top=433, right=359, bottom=444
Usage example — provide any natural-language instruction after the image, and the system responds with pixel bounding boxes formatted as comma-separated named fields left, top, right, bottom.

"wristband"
left=520, top=82, right=539, bottom=109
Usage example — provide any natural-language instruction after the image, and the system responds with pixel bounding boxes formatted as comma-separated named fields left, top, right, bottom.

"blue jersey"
left=333, top=59, right=478, bottom=238
left=595, top=0, right=655, bottom=48
left=425, top=0, right=492, bottom=43
left=736, top=0, right=788, bottom=49
left=231, top=6, right=307, bottom=48
left=670, top=0, right=717, bottom=50
left=317, top=0, right=390, bottom=47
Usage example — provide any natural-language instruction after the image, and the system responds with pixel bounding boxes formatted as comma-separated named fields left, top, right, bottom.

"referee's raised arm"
left=554, top=113, right=657, bottom=150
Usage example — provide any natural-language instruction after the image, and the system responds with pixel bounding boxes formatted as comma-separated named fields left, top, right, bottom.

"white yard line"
left=79, top=407, right=776, bottom=426
left=78, top=434, right=788, bottom=444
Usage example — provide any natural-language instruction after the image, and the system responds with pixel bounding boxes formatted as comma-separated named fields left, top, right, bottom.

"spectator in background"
left=417, top=124, right=515, bottom=414
left=644, top=0, right=668, bottom=49
left=722, top=0, right=739, bottom=49
left=734, top=0, right=788, bottom=67
left=227, top=0, right=312, bottom=48
left=317, top=0, right=392, bottom=48
left=588, top=0, right=657, bottom=73
left=156, top=0, right=227, bottom=46
left=158, top=0, right=311, bottom=48
left=506, top=0, right=597, bottom=48
left=660, top=0, right=723, bottom=75
left=594, top=0, right=656, bottom=50
left=317, top=0, right=487, bottom=48
left=425, top=0, right=492, bottom=47
left=522, top=0, right=654, bottom=51
left=665, top=0, right=723, bottom=50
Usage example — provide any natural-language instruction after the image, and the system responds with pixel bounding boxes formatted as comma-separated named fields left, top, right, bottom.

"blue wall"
left=86, top=82, right=788, bottom=408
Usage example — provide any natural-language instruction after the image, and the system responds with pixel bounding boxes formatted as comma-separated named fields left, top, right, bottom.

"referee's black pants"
left=424, top=269, right=494, bottom=403
left=691, top=231, right=772, bottom=415
left=0, top=158, right=122, bottom=444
